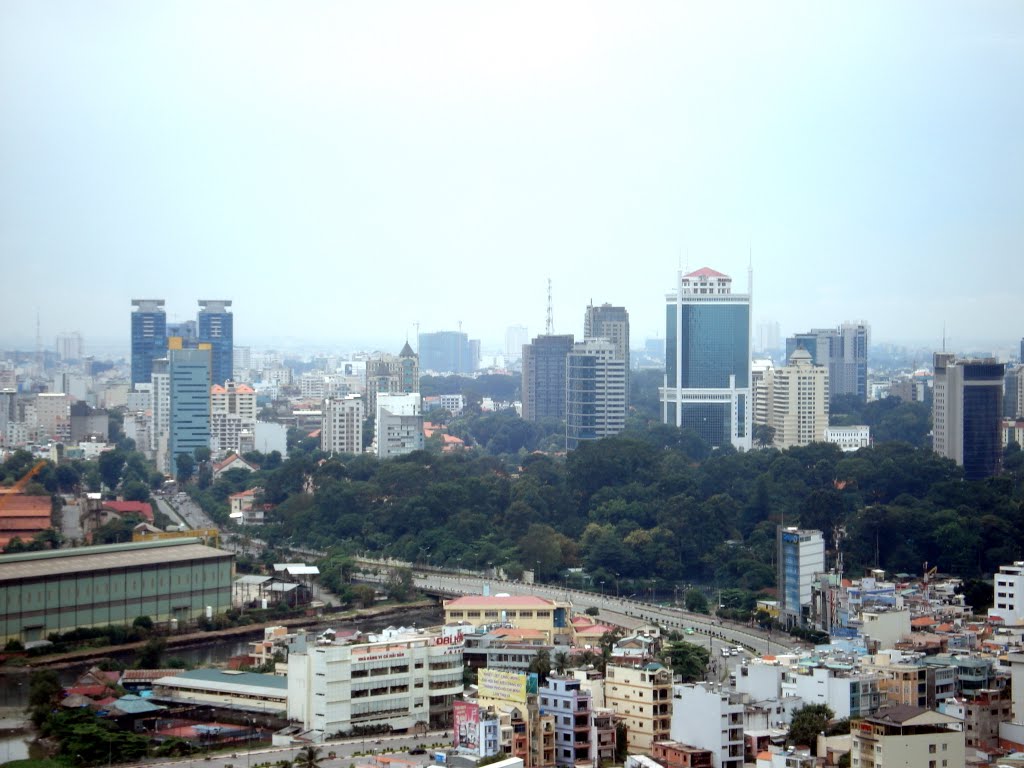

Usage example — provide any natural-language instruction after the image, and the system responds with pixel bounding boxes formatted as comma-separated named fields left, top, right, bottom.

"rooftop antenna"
left=546, top=279, right=554, bottom=335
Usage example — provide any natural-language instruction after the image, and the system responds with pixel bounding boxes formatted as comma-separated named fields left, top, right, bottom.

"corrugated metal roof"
left=154, top=668, right=288, bottom=695
left=0, top=539, right=231, bottom=583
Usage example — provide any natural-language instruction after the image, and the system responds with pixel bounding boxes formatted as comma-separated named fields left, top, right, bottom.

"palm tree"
left=293, top=746, right=323, bottom=768
left=553, top=651, right=571, bottom=675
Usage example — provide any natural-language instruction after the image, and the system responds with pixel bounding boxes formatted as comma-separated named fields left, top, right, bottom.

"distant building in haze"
left=1005, top=364, right=1024, bottom=419
left=322, top=394, right=364, bottom=456
left=566, top=339, right=627, bottom=450
left=933, top=353, right=1005, bottom=480
left=55, top=332, right=83, bottom=362
left=786, top=322, right=869, bottom=401
left=765, top=347, right=829, bottom=449
left=505, top=325, right=529, bottom=364
left=418, top=331, right=477, bottom=374
left=197, top=300, right=233, bottom=386
left=131, top=300, right=167, bottom=387
left=583, top=302, right=630, bottom=408
left=521, top=334, right=574, bottom=422
left=168, top=339, right=212, bottom=476
left=660, top=267, right=751, bottom=450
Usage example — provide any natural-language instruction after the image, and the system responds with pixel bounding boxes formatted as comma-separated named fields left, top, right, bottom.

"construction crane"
left=922, top=561, right=938, bottom=601
left=0, top=461, right=48, bottom=511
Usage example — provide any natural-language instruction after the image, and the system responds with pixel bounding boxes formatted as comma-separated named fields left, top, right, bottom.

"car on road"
left=409, top=747, right=427, bottom=755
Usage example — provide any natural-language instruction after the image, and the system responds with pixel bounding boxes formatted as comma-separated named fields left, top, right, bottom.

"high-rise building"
left=150, top=359, right=171, bottom=471
left=130, top=299, right=167, bottom=388
left=365, top=343, right=419, bottom=418
left=373, top=392, right=424, bottom=458
left=777, top=526, right=825, bottom=628
left=322, top=394, right=364, bottom=455
left=583, top=303, right=630, bottom=407
left=418, top=331, right=477, bottom=374
left=232, top=346, right=252, bottom=380
left=197, top=300, right=233, bottom=386
left=933, top=353, right=1005, bottom=481
left=55, top=332, right=83, bottom=361
left=566, top=339, right=627, bottom=450
left=505, top=325, right=529, bottom=364
left=210, top=381, right=257, bottom=454
left=168, top=340, right=212, bottom=475
left=1005, top=365, right=1024, bottom=419
left=521, top=334, right=574, bottom=422
left=786, top=322, right=869, bottom=401
left=765, top=348, right=829, bottom=449
left=754, top=321, right=781, bottom=354
left=660, top=267, right=751, bottom=450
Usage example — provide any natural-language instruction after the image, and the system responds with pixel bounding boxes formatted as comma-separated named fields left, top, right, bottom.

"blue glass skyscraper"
left=168, top=342, right=211, bottom=474
left=130, top=299, right=167, bottom=387
left=660, top=267, right=752, bottom=449
left=197, top=300, right=233, bottom=386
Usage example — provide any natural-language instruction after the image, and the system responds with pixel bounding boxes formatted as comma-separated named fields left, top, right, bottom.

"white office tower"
left=566, top=339, right=627, bottom=450
left=373, top=392, right=424, bottom=458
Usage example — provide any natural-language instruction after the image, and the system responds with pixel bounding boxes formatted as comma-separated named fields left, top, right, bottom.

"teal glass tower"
left=660, top=267, right=752, bottom=449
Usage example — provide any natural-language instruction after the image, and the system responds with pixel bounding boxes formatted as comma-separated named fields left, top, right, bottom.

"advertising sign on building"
left=478, top=668, right=528, bottom=703
left=453, top=700, right=480, bottom=753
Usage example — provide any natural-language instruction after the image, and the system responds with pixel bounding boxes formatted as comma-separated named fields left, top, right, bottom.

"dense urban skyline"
left=2, top=3, right=1022, bottom=355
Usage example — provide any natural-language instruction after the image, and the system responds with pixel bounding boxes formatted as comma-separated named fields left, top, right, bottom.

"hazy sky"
left=2, top=2, right=1022, bottom=356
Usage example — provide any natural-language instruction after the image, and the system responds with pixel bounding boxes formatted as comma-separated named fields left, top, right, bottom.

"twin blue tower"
left=130, top=299, right=234, bottom=388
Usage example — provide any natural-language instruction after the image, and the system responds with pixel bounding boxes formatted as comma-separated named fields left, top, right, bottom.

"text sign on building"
left=478, top=668, right=528, bottom=703
left=453, top=700, right=480, bottom=753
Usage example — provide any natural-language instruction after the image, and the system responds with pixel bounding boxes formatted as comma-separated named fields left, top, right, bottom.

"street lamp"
left=599, top=580, right=605, bottom=596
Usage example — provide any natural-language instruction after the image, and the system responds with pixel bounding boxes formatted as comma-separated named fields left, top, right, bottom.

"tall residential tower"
left=197, top=300, right=234, bottom=386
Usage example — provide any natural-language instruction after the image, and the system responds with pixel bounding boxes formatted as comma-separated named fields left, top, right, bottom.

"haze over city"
left=2, top=2, right=1022, bottom=355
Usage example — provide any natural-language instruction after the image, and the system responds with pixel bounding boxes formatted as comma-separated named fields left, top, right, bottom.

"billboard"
left=478, top=668, right=528, bottom=703
left=453, top=700, right=480, bottom=753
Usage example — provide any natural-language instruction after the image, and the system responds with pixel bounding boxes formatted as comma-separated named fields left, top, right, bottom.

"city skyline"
left=2, top=3, right=1022, bottom=355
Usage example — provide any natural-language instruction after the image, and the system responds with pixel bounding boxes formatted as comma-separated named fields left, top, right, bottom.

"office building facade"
left=197, top=300, right=233, bottom=386
left=566, top=339, right=627, bottom=449
left=786, top=322, right=869, bottom=401
left=130, top=300, right=167, bottom=387
left=660, top=267, right=751, bottom=449
left=522, top=334, right=574, bottom=422
left=168, top=341, right=212, bottom=475
left=933, top=353, right=1005, bottom=480
left=373, top=392, right=424, bottom=458
left=584, top=302, right=630, bottom=408
left=777, top=526, right=825, bottom=628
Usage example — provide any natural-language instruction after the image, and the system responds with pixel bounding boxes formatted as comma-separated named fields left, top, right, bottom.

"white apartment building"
left=440, top=394, right=466, bottom=416
left=989, top=562, right=1024, bottom=626
left=780, top=665, right=883, bottom=720
left=151, top=360, right=170, bottom=471
left=751, top=357, right=774, bottom=430
left=824, top=425, right=871, bottom=452
left=767, top=348, right=828, bottom=449
left=373, top=392, right=424, bottom=459
left=35, top=392, right=71, bottom=440
left=670, top=682, right=744, bottom=768
left=210, top=381, right=257, bottom=454
left=286, top=626, right=465, bottom=738
left=321, top=395, right=364, bottom=455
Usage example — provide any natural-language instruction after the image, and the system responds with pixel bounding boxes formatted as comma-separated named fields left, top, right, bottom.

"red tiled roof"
left=101, top=501, right=153, bottom=522
left=684, top=266, right=728, bottom=278
left=911, top=617, right=937, bottom=628
left=0, top=495, right=51, bottom=518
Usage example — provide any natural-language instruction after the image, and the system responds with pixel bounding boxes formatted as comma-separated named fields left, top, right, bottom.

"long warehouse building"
left=0, top=538, right=233, bottom=643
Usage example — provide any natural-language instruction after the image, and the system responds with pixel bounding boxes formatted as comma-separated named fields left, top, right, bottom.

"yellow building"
left=605, top=663, right=672, bottom=751
left=444, top=595, right=570, bottom=643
